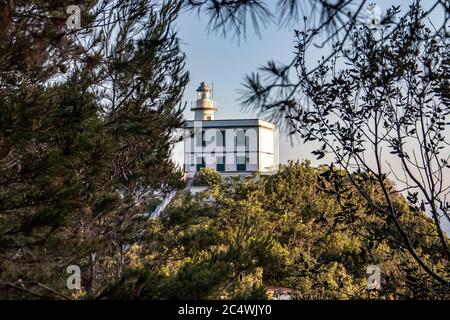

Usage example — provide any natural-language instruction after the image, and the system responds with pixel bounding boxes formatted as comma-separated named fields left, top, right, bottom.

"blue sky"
left=173, top=0, right=446, bottom=165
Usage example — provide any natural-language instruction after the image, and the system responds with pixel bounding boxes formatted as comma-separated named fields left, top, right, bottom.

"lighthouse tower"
left=184, top=82, right=276, bottom=177
left=192, top=82, right=218, bottom=121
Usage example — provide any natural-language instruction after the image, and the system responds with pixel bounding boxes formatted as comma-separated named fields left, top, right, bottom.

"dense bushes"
left=108, top=161, right=449, bottom=299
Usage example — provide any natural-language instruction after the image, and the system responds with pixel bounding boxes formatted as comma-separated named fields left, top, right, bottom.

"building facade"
left=184, top=82, right=276, bottom=176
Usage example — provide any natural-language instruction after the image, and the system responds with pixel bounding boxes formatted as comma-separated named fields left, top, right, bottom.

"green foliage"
left=0, top=1, right=188, bottom=299
left=1, top=1, right=448, bottom=301
left=192, top=167, right=223, bottom=187
left=106, top=161, right=449, bottom=299
left=240, top=2, right=450, bottom=291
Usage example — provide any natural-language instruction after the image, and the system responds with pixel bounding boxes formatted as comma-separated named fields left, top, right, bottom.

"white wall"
left=258, top=126, right=275, bottom=172
left=182, top=125, right=275, bottom=173
left=259, top=127, right=274, bottom=154
left=260, top=153, right=275, bottom=172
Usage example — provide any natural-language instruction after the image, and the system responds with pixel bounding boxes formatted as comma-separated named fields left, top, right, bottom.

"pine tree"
left=0, top=0, right=188, bottom=298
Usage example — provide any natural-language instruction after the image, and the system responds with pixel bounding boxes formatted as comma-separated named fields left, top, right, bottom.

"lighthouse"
left=184, top=82, right=276, bottom=176
left=192, top=82, right=218, bottom=121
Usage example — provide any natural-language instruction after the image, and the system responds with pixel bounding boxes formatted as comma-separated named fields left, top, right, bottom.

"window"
left=236, top=156, right=246, bottom=171
left=216, top=156, right=225, bottom=172
left=196, top=157, right=205, bottom=171
left=206, top=116, right=212, bottom=120
left=236, top=130, right=246, bottom=147
left=216, top=130, right=225, bottom=147
left=196, top=130, right=205, bottom=147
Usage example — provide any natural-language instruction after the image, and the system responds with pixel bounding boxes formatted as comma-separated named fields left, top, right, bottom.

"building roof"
left=185, top=119, right=275, bottom=130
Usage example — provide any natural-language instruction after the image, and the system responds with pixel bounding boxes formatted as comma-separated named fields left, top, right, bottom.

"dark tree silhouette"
left=185, top=0, right=448, bottom=55
left=0, top=0, right=188, bottom=298
left=240, top=3, right=450, bottom=290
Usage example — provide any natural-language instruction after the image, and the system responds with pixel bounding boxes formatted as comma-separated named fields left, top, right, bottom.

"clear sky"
left=173, top=0, right=445, bottom=166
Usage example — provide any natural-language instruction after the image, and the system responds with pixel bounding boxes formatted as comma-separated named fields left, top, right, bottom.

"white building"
left=184, top=82, right=276, bottom=176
